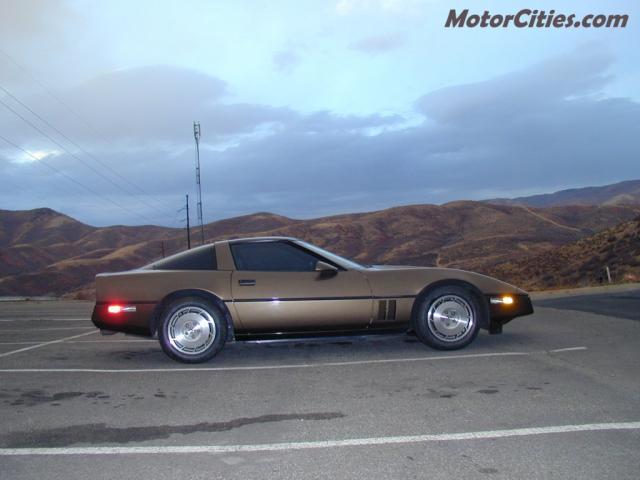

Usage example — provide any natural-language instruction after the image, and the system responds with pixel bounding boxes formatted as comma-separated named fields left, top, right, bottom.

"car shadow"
left=96, top=330, right=534, bottom=368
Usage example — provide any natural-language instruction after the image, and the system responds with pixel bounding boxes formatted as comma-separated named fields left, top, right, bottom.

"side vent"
left=377, top=299, right=397, bottom=321
left=377, top=300, right=386, bottom=321
left=387, top=300, right=396, bottom=320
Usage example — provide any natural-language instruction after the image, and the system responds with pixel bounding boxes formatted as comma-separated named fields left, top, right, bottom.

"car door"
left=230, top=240, right=373, bottom=332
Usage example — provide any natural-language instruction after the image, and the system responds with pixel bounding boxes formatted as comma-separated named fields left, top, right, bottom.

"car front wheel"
left=414, top=285, right=482, bottom=350
left=158, top=297, right=227, bottom=363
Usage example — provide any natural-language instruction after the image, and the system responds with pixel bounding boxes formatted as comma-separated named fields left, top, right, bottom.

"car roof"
left=152, top=237, right=299, bottom=257
left=143, top=237, right=305, bottom=270
left=220, top=236, right=299, bottom=245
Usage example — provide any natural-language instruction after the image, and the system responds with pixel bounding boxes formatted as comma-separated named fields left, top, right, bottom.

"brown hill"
left=487, top=179, right=640, bottom=208
left=486, top=217, right=640, bottom=290
left=1, top=202, right=639, bottom=298
left=0, top=208, right=93, bottom=247
left=0, top=209, right=300, bottom=297
left=236, top=203, right=640, bottom=271
left=0, top=208, right=177, bottom=277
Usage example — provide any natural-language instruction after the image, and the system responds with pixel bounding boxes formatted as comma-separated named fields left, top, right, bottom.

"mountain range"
left=486, top=179, right=640, bottom=207
left=1, top=179, right=639, bottom=298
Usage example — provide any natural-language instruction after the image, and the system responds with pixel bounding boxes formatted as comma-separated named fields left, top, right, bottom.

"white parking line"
left=0, top=318, right=90, bottom=322
left=0, top=327, right=95, bottom=332
left=0, top=346, right=586, bottom=373
left=0, top=421, right=637, bottom=456
left=0, top=330, right=99, bottom=358
left=0, top=339, right=154, bottom=345
left=549, top=346, right=587, bottom=353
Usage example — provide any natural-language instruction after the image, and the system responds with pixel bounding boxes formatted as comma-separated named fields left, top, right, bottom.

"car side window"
left=151, top=246, right=217, bottom=270
left=231, top=242, right=321, bottom=272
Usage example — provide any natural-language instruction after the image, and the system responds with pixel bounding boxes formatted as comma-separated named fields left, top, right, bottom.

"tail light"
left=107, top=305, right=136, bottom=314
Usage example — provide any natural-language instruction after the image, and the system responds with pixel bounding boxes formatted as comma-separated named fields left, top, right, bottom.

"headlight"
left=490, top=295, right=514, bottom=305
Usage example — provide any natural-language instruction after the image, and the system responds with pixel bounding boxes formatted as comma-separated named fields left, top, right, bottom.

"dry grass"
left=2, top=204, right=640, bottom=298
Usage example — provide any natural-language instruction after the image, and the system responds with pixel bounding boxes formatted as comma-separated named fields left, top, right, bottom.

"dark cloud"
left=0, top=1, right=80, bottom=88
left=1, top=64, right=405, bottom=148
left=273, top=50, right=301, bottom=72
left=0, top=66, right=293, bottom=145
left=415, top=44, right=614, bottom=124
left=408, top=44, right=639, bottom=191
left=206, top=44, right=639, bottom=217
left=0, top=0, right=74, bottom=42
left=349, top=34, right=403, bottom=54
left=2, top=46, right=639, bottom=226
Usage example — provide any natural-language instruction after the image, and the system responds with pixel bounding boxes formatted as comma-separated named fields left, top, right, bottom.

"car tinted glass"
left=151, top=246, right=217, bottom=270
left=296, top=241, right=364, bottom=269
left=231, top=242, right=320, bottom=271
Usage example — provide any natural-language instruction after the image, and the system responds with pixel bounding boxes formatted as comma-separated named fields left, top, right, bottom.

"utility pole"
left=193, top=121, right=205, bottom=245
left=185, top=194, right=191, bottom=249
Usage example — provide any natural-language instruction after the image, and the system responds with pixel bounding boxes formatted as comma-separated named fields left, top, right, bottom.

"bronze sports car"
left=92, top=237, right=533, bottom=363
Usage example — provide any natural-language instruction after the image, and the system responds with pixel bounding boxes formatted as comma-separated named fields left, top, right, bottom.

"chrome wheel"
left=167, top=306, right=217, bottom=355
left=427, top=294, right=475, bottom=342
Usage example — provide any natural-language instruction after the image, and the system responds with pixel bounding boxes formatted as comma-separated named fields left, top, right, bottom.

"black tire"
left=158, top=297, right=227, bottom=363
left=413, top=285, right=482, bottom=350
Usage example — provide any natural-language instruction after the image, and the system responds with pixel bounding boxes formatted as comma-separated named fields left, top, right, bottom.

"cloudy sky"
left=0, top=0, right=638, bottom=226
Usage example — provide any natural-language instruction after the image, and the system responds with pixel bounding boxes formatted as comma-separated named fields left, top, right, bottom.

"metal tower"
left=193, top=122, right=205, bottom=244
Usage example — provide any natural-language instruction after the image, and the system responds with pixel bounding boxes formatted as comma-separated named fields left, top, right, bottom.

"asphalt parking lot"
left=0, top=289, right=639, bottom=479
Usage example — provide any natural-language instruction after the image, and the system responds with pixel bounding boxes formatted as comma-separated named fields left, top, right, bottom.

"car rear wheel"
left=414, top=285, right=481, bottom=350
left=158, top=297, right=227, bottom=363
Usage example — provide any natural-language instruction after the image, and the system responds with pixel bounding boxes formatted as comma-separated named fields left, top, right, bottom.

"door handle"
left=238, top=279, right=256, bottom=286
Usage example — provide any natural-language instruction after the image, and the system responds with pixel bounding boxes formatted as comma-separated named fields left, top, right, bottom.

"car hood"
left=366, top=265, right=423, bottom=270
left=361, top=265, right=528, bottom=296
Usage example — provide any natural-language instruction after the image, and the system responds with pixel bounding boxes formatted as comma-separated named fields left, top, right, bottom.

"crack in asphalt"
left=1, top=389, right=107, bottom=407
left=1, top=412, right=346, bottom=448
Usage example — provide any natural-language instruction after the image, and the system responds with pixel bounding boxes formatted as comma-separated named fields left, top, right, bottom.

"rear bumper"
left=91, top=302, right=156, bottom=337
left=485, top=293, right=534, bottom=334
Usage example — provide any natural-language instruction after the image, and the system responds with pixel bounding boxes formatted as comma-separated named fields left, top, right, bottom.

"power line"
left=0, top=49, right=99, bottom=136
left=177, top=194, right=191, bottom=249
left=0, top=48, right=178, bottom=217
left=0, top=97, right=167, bottom=224
left=0, top=134, right=153, bottom=223
left=0, top=83, right=175, bottom=222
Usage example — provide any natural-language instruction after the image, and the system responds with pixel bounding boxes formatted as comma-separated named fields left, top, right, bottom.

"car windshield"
left=296, top=241, right=366, bottom=269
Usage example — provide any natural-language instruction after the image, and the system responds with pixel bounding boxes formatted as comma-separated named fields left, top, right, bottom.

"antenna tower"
left=193, top=122, right=205, bottom=244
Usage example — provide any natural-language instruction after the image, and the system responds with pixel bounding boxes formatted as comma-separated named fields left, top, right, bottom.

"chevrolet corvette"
left=92, top=237, right=533, bottom=363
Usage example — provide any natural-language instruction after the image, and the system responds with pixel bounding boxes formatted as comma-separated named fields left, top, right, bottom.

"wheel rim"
left=426, top=294, right=475, bottom=342
left=167, top=306, right=216, bottom=355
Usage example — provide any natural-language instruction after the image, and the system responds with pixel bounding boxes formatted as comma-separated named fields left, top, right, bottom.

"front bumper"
left=485, top=293, right=534, bottom=334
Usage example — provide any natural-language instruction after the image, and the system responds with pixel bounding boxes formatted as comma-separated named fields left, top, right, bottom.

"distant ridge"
left=486, top=179, right=640, bottom=207
left=1, top=199, right=639, bottom=298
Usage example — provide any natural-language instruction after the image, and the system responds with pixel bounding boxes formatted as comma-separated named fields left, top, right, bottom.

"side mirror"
left=315, top=261, right=338, bottom=272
